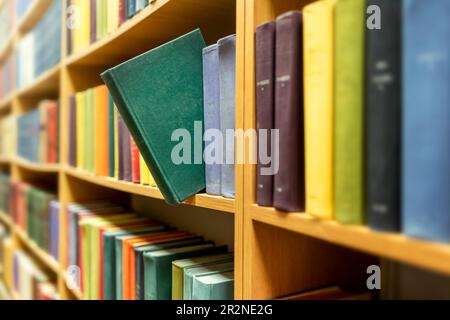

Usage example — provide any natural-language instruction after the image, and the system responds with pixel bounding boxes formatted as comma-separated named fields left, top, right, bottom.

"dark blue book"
left=126, top=0, right=136, bottom=19
left=366, top=0, right=402, bottom=232
left=402, top=0, right=450, bottom=243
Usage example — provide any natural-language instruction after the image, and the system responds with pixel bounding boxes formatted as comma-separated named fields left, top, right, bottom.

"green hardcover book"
left=192, top=271, right=234, bottom=300
left=143, top=243, right=227, bottom=300
left=101, top=29, right=207, bottom=205
left=184, top=261, right=234, bottom=300
left=334, top=0, right=365, bottom=224
left=108, top=94, right=115, bottom=177
left=102, top=225, right=167, bottom=300
left=172, top=253, right=233, bottom=300
left=134, top=236, right=205, bottom=300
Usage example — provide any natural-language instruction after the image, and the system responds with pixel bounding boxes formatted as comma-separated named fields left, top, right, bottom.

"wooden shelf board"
left=65, top=0, right=236, bottom=67
left=0, top=211, right=13, bottom=228
left=0, top=156, right=11, bottom=165
left=16, top=64, right=60, bottom=99
left=62, top=272, right=83, bottom=300
left=14, top=158, right=60, bottom=173
left=251, top=204, right=450, bottom=277
left=17, top=0, right=53, bottom=36
left=13, top=225, right=60, bottom=274
left=64, top=166, right=235, bottom=213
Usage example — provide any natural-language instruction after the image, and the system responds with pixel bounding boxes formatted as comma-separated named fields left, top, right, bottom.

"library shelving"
left=0, top=0, right=449, bottom=301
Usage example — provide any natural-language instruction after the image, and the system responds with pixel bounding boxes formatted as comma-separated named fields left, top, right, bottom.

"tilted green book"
left=334, top=0, right=366, bottom=224
left=192, top=271, right=234, bottom=300
left=101, top=29, right=207, bottom=205
left=172, top=253, right=233, bottom=300
left=183, top=261, right=234, bottom=300
left=143, top=244, right=228, bottom=300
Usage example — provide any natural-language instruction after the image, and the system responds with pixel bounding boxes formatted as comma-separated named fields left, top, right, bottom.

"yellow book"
left=114, top=106, right=119, bottom=179
left=79, top=0, right=91, bottom=50
left=108, top=0, right=119, bottom=34
left=3, top=237, right=14, bottom=290
left=139, top=153, right=150, bottom=185
left=71, top=0, right=81, bottom=53
left=76, top=92, right=85, bottom=170
left=303, top=0, right=336, bottom=219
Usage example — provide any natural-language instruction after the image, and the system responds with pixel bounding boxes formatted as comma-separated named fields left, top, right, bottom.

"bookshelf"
left=0, top=0, right=449, bottom=301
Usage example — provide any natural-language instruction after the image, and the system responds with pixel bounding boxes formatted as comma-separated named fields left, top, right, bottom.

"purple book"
left=122, top=123, right=132, bottom=182
left=49, top=201, right=60, bottom=260
left=90, top=0, right=97, bottom=44
left=118, top=113, right=125, bottom=180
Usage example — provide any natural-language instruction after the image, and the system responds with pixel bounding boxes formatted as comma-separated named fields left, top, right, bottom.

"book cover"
left=102, top=29, right=207, bottom=204
left=218, top=35, right=236, bottom=199
left=402, top=0, right=450, bottom=243
left=273, top=11, right=305, bottom=212
left=255, top=22, right=275, bottom=207
left=95, top=85, right=110, bottom=177
left=334, top=0, right=366, bottom=224
left=366, top=0, right=402, bottom=232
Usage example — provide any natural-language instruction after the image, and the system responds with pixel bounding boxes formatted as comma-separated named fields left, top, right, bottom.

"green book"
left=172, top=253, right=233, bottom=300
left=192, top=271, right=234, bottom=300
left=102, top=225, right=167, bottom=300
left=143, top=243, right=227, bottom=300
left=183, top=261, right=234, bottom=300
left=134, top=236, right=205, bottom=300
left=334, top=0, right=366, bottom=224
left=101, top=29, right=207, bottom=204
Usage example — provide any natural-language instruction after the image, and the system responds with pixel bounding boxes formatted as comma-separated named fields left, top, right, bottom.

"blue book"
left=218, top=35, right=237, bottom=199
left=203, top=44, right=221, bottom=196
left=126, top=0, right=136, bottom=19
left=18, top=110, right=40, bottom=162
left=49, top=201, right=60, bottom=260
left=403, top=0, right=450, bottom=243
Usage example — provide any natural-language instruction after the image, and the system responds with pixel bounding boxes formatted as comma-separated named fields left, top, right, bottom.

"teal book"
left=102, top=225, right=167, bottom=300
left=143, top=244, right=228, bottom=300
left=192, top=271, right=234, bottom=300
left=183, top=261, right=234, bottom=300
left=101, top=29, right=207, bottom=205
left=134, top=236, right=205, bottom=300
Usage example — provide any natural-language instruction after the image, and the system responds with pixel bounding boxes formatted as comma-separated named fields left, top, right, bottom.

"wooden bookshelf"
left=0, top=0, right=449, bottom=301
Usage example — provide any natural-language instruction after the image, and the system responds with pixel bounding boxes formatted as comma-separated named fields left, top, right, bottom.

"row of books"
left=0, top=0, right=35, bottom=47
left=7, top=181, right=59, bottom=260
left=66, top=201, right=234, bottom=300
left=68, top=0, right=154, bottom=55
left=17, top=100, right=59, bottom=164
left=254, top=1, right=450, bottom=243
left=101, top=29, right=237, bottom=205
left=0, top=54, right=13, bottom=99
left=0, top=114, right=16, bottom=159
left=68, top=86, right=156, bottom=185
left=16, top=0, right=61, bottom=89
left=202, top=35, right=236, bottom=199
left=2, top=237, right=58, bottom=300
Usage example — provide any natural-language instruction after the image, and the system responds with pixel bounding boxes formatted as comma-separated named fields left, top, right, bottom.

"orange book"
left=127, top=233, right=195, bottom=300
left=95, top=85, right=110, bottom=176
left=121, top=231, right=191, bottom=300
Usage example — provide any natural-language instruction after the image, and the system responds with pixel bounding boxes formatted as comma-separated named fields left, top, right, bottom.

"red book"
left=119, top=0, right=126, bottom=25
left=47, top=102, right=58, bottom=163
left=130, top=137, right=140, bottom=184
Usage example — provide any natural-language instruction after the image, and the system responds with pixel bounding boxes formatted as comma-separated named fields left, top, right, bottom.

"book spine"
left=304, top=1, right=335, bottom=219
left=117, top=113, right=125, bottom=181
left=255, top=21, right=275, bottom=207
left=218, top=35, right=237, bottom=199
left=273, top=11, right=304, bottom=212
left=202, top=44, right=221, bottom=196
left=119, top=0, right=126, bottom=25
left=334, top=0, right=365, bottom=224
left=402, top=0, right=450, bottom=243
left=130, top=136, right=141, bottom=183
left=90, top=0, right=96, bottom=43
left=101, top=72, right=178, bottom=204
left=123, top=124, right=132, bottom=182
left=108, top=94, right=115, bottom=177
left=366, top=0, right=401, bottom=232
